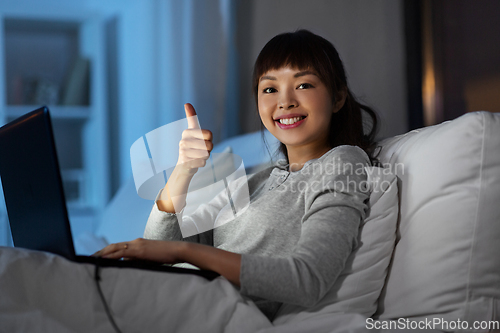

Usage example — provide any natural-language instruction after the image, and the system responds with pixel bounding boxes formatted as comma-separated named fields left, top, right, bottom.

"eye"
left=263, top=87, right=277, bottom=94
left=297, top=83, right=314, bottom=90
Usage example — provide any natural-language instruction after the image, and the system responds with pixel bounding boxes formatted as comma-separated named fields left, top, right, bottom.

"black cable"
left=94, top=261, right=123, bottom=333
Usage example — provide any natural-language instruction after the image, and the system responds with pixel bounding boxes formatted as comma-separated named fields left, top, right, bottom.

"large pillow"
left=273, top=166, right=399, bottom=325
left=375, top=112, right=500, bottom=327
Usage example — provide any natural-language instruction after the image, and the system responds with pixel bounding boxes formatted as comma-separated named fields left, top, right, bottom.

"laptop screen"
left=0, top=107, right=76, bottom=259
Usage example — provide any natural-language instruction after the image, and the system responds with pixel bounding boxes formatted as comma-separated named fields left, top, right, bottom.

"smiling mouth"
left=275, top=116, right=307, bottom=130
left=275, top=116, right=306, bottom=125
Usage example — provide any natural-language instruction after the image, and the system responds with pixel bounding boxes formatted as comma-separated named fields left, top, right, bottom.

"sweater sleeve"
left=143, top=192, right=220, bottom=245
left=239, top=146, right=370, bottom=307
left=143, top=174, right=251, bottom=245
left=143, top=195, right=184, bottom=241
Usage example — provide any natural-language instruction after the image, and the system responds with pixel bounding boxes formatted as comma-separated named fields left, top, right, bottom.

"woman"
left=97, top=29, right=379, bottom=320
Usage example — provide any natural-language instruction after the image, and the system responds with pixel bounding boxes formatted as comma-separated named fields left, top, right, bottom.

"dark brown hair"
left=252, top=29, right=379, bottom=164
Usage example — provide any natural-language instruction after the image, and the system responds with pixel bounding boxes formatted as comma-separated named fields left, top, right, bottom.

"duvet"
left=0, top=247, right=371, bottom=333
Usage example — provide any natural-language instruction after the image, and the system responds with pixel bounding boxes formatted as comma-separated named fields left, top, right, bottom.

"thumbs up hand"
left=176, top=103, right=213, bottom=176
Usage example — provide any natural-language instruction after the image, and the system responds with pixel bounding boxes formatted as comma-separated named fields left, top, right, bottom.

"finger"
left=184, top=103, right=200, bottom=129
left=182, top=128, right=213, bottom=141
left=179, top=138, right=213, bottom=152
left=96, top=243, right=126, bottom=258
left=177, top=153, right=210, bottom=169
left=93, top=245, right=111, bottom=257
left=103, top=251, right=128, bottom=260
left=183, top=149, right=210, bottom=161
left=103, top=243, right=132, bottom=259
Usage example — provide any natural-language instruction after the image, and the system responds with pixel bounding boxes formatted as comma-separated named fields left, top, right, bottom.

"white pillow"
left=273, top=166, right=399, bottom=324
left=375, top=111, right=500, bottom=326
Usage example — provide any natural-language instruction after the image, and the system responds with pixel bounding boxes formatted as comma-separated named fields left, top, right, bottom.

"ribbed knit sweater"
left=144, top=145, right=370, bottom=320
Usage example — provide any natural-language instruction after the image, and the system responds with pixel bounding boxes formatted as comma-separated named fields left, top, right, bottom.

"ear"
left=333, top=88, right=347, bottom=113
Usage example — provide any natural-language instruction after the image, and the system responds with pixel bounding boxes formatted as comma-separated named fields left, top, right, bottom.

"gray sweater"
left=144, top=145, right=370, bottom=320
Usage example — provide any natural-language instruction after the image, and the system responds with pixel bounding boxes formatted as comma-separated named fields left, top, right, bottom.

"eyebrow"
left=294, top=70, right=317, bottom=78
left=259, top=70, right=318, bottom=82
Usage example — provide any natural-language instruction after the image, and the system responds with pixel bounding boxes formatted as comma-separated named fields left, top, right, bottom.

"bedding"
left=0, top=246, right=270, bottom=333
left=375, top=111, right=500, bottom=325
left=0, top=246, right=377, bottom=333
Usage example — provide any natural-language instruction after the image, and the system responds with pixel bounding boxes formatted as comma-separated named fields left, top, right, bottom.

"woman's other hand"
left=93, top=238, right=184, bottom=264
left=94, top=239, right=242, bottom=286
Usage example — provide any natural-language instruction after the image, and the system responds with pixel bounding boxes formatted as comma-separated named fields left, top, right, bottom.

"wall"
left=428, top=0, right=500, bottom=123
left=0, top=0, right=410, bottom=196
left=236, top=0, right=408, bottom=140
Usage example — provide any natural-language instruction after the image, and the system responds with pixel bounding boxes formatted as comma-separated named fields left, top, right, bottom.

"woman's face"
left=257, top=66, right=338, bottom=152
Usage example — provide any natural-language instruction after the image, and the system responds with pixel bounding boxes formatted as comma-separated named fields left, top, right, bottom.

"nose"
left=278, top=90, right=298, bottom=110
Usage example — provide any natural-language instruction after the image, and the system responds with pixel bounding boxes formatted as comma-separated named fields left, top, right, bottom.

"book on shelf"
left=61, top=57, right=90, bottom=106
left=10, top=76, right=60, bottom=106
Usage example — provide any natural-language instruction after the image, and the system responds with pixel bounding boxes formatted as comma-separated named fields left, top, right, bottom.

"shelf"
left=5, top=105, right=90, bottom=120
left=0, top=10, right=110, bottom=246
left=4, top=18, right=90, bottom=107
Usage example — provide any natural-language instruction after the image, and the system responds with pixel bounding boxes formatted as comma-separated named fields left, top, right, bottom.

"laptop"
left=0, top=106, right=219, bottom=280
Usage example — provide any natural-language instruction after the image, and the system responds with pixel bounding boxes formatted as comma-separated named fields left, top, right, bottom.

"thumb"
left=184, top=103, right=200, bottom=129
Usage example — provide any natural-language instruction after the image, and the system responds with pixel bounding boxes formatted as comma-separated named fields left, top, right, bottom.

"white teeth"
left=279, top=116, right=302, bottom=125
